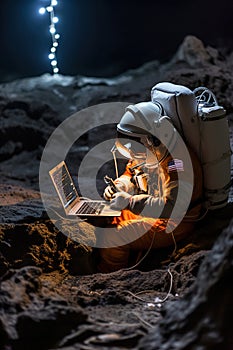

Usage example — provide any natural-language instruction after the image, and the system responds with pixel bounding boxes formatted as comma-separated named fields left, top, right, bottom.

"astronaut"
left=97, top=101, right=203, bottom=273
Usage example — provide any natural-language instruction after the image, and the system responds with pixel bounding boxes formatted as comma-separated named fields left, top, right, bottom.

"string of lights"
left=39, top=0, right=60, bottom=74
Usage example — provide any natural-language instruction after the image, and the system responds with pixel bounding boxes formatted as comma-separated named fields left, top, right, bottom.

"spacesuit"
left=97, top=102, right=203, bottom=273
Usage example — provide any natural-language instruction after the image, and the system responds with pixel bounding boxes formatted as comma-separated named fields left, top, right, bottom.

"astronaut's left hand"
left=110, top=191, right=132, bottom=210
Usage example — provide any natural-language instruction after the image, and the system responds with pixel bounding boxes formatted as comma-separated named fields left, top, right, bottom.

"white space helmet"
left=117, top=102, right=162, bottom=138
left=117, top=101, right=177, bottom=154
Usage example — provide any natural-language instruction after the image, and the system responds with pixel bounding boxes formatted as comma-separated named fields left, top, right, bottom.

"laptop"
left=49, top=161, right=121, bottom=217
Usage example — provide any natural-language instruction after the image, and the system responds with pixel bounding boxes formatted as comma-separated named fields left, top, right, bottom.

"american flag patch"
left=167, top=159, right=184, bottom=173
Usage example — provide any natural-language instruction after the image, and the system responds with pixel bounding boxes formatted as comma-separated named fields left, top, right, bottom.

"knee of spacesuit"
left=98, top=246, right=130, bottom=273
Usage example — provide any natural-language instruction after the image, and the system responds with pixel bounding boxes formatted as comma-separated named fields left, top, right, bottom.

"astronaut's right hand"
left=103, top=186, right=116, bottom=201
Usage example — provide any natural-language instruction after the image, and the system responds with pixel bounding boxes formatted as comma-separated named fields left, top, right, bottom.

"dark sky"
left=0, top=0, right=233, bottom=82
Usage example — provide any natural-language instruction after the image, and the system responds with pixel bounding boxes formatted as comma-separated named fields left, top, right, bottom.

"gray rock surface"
left=139, top=219, right=233, bottom=350
left=0, top=267, right=87, bottom=350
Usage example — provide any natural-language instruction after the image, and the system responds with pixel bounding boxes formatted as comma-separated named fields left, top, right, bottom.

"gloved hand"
left=110, top=191, right=132, bottom=210
left=103, top=179, right=127, bottom=201
left=103, top=185, right=116, bottom=201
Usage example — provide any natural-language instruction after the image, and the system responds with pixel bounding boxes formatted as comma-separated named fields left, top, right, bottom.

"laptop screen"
left=49, top=161, right=78, bottom=209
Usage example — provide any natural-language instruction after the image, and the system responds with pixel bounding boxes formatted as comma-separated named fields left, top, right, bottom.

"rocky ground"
left=0, top=36, right=233, bottom=349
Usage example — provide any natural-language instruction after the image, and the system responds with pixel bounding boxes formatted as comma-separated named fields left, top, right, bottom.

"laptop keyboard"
left=76, top=201, right=105, bottom=215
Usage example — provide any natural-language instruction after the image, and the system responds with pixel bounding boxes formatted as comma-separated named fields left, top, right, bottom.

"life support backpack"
left=151, top=82, right=232, bottom=210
